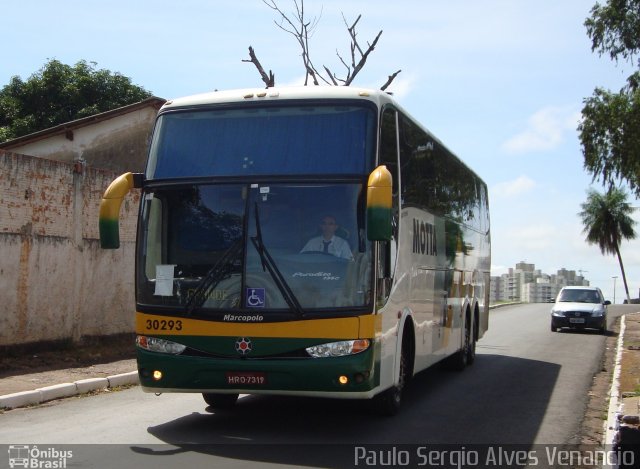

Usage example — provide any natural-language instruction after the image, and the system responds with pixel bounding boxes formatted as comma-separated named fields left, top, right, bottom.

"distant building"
left=490, top=261, right=589, bottom=303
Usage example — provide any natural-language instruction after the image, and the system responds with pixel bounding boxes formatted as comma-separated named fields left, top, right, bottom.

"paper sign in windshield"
left=155, top=265, right=176, bottom=296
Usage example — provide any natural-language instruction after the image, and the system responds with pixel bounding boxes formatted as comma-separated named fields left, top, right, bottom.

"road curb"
left=604, top=314, right=625, bottom=452
left=0, top=371, right=138, bottom=410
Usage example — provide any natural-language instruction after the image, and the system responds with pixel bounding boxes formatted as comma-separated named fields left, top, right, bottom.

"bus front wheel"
left=373, top=345, right=408, bottom=416
left=202, top=393, right=239, bottom=409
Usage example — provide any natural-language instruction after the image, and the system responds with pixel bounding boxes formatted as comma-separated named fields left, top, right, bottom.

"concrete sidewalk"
left=0, top=359, right=138, bottom=410
left=607, top=312, right=640, bottom=451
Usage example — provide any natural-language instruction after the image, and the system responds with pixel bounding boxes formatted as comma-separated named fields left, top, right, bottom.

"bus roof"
left=158, top=86, right=486, bottom=187
left=161, top=86, right=395, bottom=111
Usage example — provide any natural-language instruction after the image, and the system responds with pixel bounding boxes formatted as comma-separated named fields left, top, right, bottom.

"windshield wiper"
left=184, top=239, right=243, bottom=315
left=251, top=202, right=305, bottom=317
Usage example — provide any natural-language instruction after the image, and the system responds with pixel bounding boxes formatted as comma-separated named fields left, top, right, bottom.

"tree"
left=243, top=0, right=401, bottom=90
left=578, top=0, right=640, bottom=197
left=579, top=187, right=637, bottom=302
left=0, top=59, right=151, bottom=143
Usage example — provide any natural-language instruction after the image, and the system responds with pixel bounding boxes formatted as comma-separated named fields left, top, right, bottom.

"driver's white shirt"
left=300, top=235, right=353, bottom=260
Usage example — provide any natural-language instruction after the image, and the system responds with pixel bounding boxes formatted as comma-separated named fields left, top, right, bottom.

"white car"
left=550, top=286, right=610, bottom=334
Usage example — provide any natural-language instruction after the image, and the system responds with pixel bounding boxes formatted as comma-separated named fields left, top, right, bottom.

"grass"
left=619, top=315, right=640, bottom=396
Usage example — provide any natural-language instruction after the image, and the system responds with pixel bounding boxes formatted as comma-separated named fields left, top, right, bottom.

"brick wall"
left=0, top=150, right=139, bottom=345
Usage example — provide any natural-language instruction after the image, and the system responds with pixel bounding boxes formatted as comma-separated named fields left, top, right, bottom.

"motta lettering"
left=412, top=218, right=437, bottom=256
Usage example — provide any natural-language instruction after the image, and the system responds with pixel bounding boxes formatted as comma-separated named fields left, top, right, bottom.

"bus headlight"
left=136, top=335, right=186, bottom=354
left=306, top=339, right=370, bottom=358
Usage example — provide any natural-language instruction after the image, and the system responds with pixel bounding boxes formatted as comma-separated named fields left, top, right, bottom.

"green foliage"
left=579, top=81, right=640, bottom=196
left=585, top=0, right=640, bottom=65
left=579, top=187, right=637, bottom=299
left=0, top=59, right=151, bottom=143
left=580, top=0, right=640, bottom=196
left=580, top=187, right=636, bottom=255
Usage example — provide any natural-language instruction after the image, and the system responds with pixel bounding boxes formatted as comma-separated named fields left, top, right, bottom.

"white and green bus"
left=100, top=86, right=490, bottom=415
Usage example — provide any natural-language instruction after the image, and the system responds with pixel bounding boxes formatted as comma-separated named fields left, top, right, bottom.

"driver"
left=300, top=215, right=353, bottom=260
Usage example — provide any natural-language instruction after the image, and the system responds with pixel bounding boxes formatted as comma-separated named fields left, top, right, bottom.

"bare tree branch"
left=242, top=46, right=274, bottom=88
left=345, top=14, right=364, bottom=58
left=246, top=0, right=401, bottom=90
left=323, top=65, right=339, bottom=85
left=332, top=12, right=395, bottom=88
left=380, top=70, right=402, bottom=91
left=262, top=0, right=326, bottom=85
left=343, top=14, right=383, bottom=86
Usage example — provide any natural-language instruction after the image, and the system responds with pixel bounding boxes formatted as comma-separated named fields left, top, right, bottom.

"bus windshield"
left=137, top=182, right=372, bottom=315
left=146, top=103, right=376, bottom=179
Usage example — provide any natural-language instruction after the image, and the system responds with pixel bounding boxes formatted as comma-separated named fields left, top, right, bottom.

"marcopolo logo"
left=223, top=314, right=264, bottom=322
left=8, top=445, right=72, bottom=468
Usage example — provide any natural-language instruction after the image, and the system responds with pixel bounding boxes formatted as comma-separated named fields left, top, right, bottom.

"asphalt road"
left=0, top=304, right=623, bottom=468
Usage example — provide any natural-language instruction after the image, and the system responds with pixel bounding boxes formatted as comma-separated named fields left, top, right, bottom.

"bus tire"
left=467, top=310, right=478, bottom=365
left=202, top=393, right=239, bottom=409
left=373, top=350, right=406, bottom=416
left=373, top=329, right=412, bottom=417
left=447, top=310, right=472, bottom=371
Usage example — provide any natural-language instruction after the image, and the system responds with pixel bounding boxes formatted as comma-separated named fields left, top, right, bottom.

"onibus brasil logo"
left=8, top=445, right=72, bottom=468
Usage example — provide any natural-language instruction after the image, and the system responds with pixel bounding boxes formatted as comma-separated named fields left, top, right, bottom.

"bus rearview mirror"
left=99, top=172, right=144, bottom=249
left=366, top=165, right=392, bottom=241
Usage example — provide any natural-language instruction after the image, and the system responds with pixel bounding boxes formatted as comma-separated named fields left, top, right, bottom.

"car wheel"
left=551, top=323, right=557, bottom=332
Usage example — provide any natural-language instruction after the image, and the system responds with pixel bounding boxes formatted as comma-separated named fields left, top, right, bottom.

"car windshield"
left=136, top=182, right=372, bottom=315
left=558, top=289, right=601, bottom=303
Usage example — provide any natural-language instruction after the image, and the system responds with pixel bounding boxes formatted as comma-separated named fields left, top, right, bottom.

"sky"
left=3, top=0, right=639, bottom=302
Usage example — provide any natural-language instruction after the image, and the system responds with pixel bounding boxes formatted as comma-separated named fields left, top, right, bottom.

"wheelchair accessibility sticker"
left=246, top=288, right=265, bottom=308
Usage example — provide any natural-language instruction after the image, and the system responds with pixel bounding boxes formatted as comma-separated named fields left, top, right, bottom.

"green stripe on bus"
left=367, top=206, right=392, bottom=240
left=99, top=218, right=120, bottom=249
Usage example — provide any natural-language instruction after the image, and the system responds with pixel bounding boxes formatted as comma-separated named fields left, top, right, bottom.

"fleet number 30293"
left=145, top=319, right=183, bottom=331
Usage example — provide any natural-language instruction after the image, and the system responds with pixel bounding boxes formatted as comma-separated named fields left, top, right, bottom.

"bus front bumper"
left=136, top=346, right=379, bottom=396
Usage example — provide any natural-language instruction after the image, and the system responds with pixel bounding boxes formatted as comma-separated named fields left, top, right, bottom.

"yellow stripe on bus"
left=136, top=312, right=380, bottom=339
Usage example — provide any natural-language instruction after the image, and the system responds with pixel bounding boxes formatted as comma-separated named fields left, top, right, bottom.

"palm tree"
left=579, top=187, right=637, bottom=303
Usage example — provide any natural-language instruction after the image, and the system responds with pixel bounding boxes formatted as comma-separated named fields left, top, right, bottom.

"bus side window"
left=144, top=195, right=164, bottom=280
left=377, top=107, right=399, bottom=303
left=380, top=108, right=399, bottom=194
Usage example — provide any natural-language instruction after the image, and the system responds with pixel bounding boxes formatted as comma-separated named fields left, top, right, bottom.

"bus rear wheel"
left=446, top=311, right=472, bottom=371
left=202, top=393, right=239, bottom=409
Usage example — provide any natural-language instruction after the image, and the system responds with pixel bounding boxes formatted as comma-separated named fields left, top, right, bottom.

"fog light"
left=338, top=375, right=349, bottom=385
left=153, top=370, right=163, bottom=381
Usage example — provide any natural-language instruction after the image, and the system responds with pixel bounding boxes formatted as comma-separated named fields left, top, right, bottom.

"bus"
left=99, top=86, right=490, bottom=415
